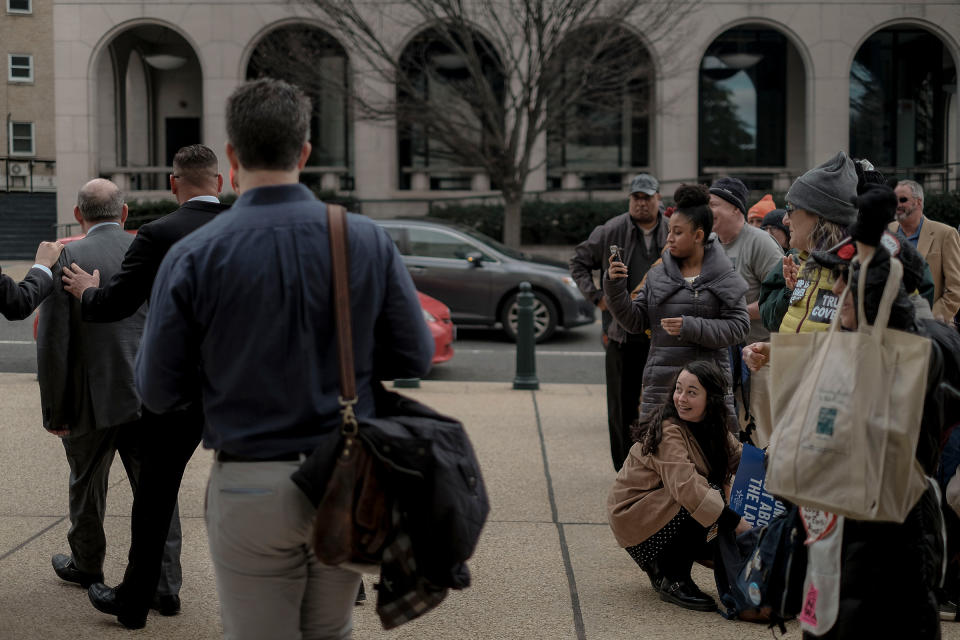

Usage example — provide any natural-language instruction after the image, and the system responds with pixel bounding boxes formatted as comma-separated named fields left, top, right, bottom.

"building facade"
left=52, top=0, right=960, bottom=225
left=2, top=0, right=56, bottom=191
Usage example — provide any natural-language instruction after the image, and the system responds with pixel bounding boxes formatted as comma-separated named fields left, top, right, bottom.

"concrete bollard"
left=512, top=282, right=539, bottom=390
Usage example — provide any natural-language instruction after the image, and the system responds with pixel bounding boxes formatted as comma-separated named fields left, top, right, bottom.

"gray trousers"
left=61, top=420, right=182, bottom=596
left=205, top=459, right=361, bottom=640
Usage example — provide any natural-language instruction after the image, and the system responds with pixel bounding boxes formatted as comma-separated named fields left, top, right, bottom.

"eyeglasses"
left=898, top=197, right=910, bottom=203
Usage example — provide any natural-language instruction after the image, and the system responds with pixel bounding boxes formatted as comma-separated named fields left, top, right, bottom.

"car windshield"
left=459, top=228, right=526, bottom=260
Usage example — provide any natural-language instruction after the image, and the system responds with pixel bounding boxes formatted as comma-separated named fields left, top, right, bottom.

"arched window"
left=94, top=25, right=203, bottom=191
left=850, top=27, right=956, bottom=179
left=247, top=25, right=351, bottom=189
left=396, top=27, right=505, bottom=190
left=699, top=25, right=807, bottom=189
left=545, top=24, right=652, bottom=190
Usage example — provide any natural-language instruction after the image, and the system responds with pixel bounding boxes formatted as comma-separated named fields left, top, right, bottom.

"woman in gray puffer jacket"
left=604, top=185, right=750, bottom=430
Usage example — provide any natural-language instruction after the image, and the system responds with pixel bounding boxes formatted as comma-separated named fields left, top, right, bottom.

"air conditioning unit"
left=6, top=161, right=30, bottom=190
left=8, top=161, right=30, bottom=176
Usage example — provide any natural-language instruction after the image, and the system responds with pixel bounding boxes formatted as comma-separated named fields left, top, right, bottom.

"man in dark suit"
left=0, top=240, right=64, bottom=320
left=37, top=178, right=180, bottom=597
left=61, top=145, right=229, bottom=629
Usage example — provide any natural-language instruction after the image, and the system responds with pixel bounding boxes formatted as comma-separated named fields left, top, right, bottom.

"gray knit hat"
left=785, top=152, right=858, bottom=226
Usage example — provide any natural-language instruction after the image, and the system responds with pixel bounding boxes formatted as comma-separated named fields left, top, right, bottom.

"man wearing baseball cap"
left=570, top=173, right=668, bottom=470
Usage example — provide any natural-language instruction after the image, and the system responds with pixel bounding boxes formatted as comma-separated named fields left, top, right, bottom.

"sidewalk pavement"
left=1, top=375, right=957, bottom=639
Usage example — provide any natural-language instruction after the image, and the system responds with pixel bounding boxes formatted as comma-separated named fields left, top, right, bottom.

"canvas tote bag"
left=766, top=254, right=930, bottom=522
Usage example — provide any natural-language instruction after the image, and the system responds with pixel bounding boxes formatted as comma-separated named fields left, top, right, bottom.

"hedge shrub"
left=925, top=191, right=960, bottom=230
left=124, top=188, right=360, bottom=230
left=430, top=199, right=627, bottom=244
left=124, top=189, right=960, bottom=242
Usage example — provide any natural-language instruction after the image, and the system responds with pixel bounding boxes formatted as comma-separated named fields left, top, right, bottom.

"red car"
left=419, top=291, right=454, bottom=364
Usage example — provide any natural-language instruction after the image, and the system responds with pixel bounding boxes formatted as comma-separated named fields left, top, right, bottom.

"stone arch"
left=89, top=20, right=204, bottom=193
left=697, top=20, right=810, bottom=190
left=544, top=20, right=656, bottom=190
left=395, top=22, right=506, bottom=190
left=848, top=19, right=958, bottom=187
left=244, top=21, right=352, bottom=189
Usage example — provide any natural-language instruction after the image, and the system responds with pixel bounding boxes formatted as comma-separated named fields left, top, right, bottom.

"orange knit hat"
left=748, top=194, right=776, bottom=222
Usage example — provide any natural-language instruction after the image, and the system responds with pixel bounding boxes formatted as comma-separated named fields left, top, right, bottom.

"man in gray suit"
left=36, top=179, right=181, bottom=595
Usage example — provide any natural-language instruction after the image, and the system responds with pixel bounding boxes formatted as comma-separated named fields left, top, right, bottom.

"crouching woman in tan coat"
left=607, top=360, right=750, bottom=612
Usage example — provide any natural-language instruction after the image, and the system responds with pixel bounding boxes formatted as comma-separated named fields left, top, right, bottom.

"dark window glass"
left=383, top=226, right=407, bottom=254
left=396, top=29, right=505, bottom=189
left=850, top=28, right=953, bottom=170
left=10, top=122, right=33, bottom=154
left=546, top=24, right=651, bottom=189
left=699, top=27, right=788, bottom=169
left=246, top=26, right=350, bottom=169
left=407, top=228, right=486, bottom=260
left=7, top=0, right=30, bottom=13
left=9, top=54, right=32, bottom=79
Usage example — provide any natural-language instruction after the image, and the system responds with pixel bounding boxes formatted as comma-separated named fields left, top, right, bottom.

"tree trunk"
left=503, top=195, right=523, bottom=248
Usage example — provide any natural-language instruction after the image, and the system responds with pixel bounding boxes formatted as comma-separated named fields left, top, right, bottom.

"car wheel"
left=501, top=290, right=558, bottom=343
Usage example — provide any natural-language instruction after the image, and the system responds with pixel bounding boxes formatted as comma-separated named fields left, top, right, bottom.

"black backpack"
left=714, top=505, right=808, bottom=632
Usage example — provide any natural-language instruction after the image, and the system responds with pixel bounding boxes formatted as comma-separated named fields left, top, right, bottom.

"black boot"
left=659, top=577, right=717, bottom=612
left=641, top=560, right=664, bottom=592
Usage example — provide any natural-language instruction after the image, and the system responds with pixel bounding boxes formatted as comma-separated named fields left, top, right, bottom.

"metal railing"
left=699, top=166, right=801, bottom=192
left=100, top=165, right=356, bottom=193
left=877, top=162, right=960, bottom=193
left=1, top=157, right=57, bottom=193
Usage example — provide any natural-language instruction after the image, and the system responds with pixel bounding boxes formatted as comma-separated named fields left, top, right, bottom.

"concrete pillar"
left=471, top=172, right=490, bottom=192
left=410, top=171, right=429, bottom=191
left=561, top=172, right=582, bottom=190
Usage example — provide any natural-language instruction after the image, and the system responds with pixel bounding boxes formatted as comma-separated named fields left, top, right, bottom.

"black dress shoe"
left=88, top=583, right=147, bottom=630
left=152, top=594, right=181, bottom=616
left=51, top=554, right=103, bottom=588
left=659, top=578, right=717, bottom=612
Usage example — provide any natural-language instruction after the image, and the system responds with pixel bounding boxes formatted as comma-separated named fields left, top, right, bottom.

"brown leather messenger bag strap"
left=326, top=204, right=359, bottom=421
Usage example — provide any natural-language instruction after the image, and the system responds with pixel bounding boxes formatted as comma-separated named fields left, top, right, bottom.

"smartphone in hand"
left=609, top=244, right=623, bottom=263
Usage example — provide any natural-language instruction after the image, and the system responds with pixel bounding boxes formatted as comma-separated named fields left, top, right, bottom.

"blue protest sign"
left=729, top=443, right=786, bottom=528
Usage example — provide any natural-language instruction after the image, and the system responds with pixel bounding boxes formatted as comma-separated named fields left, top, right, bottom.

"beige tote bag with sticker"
left=766, top=255, right=930, bottom=522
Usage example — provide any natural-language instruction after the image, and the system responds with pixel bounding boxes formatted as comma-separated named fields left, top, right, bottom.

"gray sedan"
left=378, top=219, right=595, bottom=342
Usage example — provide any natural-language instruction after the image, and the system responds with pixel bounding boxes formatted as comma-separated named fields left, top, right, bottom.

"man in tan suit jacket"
left=893, top=180, right=960, bottom=322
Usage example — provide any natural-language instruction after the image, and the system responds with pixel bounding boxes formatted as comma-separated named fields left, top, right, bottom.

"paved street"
left=0, top=262, right=36, bottom=375
left=0, top=260, right=607, bottom=383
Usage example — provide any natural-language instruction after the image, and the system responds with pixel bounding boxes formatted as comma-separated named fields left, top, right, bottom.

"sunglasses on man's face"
left=898, top=197, right=910, bottom=204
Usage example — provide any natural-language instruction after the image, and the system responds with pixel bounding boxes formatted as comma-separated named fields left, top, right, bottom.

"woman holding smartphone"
left=603, top=184, right=749, bottom=430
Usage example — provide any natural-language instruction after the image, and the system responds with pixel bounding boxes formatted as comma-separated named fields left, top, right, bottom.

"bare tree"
left=258, top=0, right=698, bottom=246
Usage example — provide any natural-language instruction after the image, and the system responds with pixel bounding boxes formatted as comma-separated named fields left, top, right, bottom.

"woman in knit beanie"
left=757, top=152, right=859, bottom=334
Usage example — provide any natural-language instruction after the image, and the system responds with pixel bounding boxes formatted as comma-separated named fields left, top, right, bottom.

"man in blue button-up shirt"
left=136, top=78, right=433, bottom=640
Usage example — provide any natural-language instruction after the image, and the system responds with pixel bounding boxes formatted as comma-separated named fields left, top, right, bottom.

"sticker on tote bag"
left=800, top=507, right=838, bottom=544
left=815, top=407, right=838, bottom=436
left=798, top=583, right=819, bottom=626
